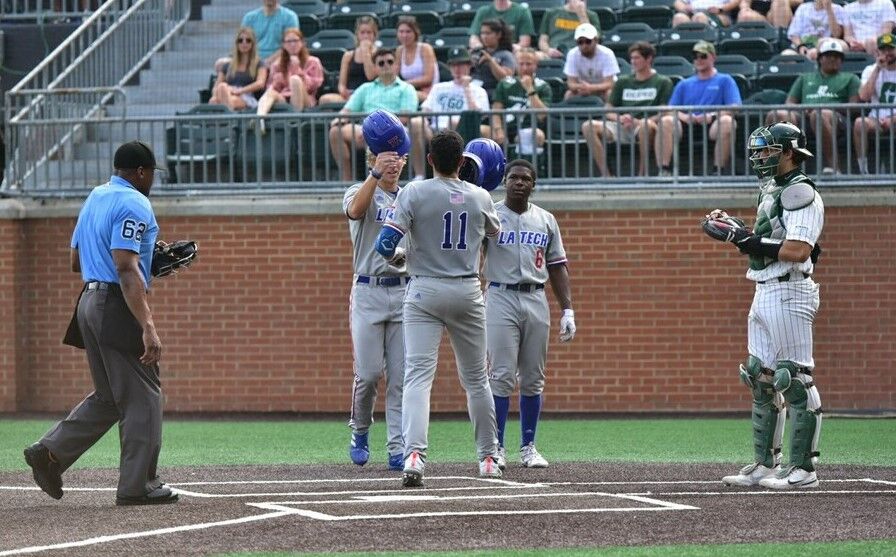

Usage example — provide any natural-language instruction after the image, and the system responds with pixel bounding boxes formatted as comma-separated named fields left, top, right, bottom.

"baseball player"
left=707, top=122, right=824, bottom=489
left=375, top=130, right=503, bottom=487
left=483, top=159, right=575, bottom=470
left=343, top=147, right=408, bottom=471
left=24, top=141, right=179, bottom=506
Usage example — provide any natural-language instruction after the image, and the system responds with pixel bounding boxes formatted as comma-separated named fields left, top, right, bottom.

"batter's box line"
left=169, top=476, right=530, bottom=487
left=540, top=478, right=896, bottom=487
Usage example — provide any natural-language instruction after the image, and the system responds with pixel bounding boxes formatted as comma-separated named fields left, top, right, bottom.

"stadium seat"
left=446, top=0, right=493, bottom=27
left=620, top=0, right=674, bottom=29
left=284, top=0, right=329, bottom=36
left=327, top=0, right=389, bottom=31
left=520, top=0, right=561, bottom=33
left=299, top=103, right=344, bottom=180
left=717, top=36, right=775, bottom=62
left=386, top=1, right=449, bottom=35
left=652, top=55, right=695, bottom=80
left=658, top=39, right=702, bottom=58
left=307, top=29, right=356, bottom=71
left=756, top=54, right=814, bottom=92
left=427, top=27, right=472, bottom=63
left=659, top=22, right=718, bottom=43
left=377, top=28, right=400, bottom=48
left=744, top=88, right=788, bottom=105
left=603, top=23, right=659, bottom=58
left=236, top=104, right=300, bottom=183
left=537, top=57, right=566, bottom=81
left=723, top=20, right=780, bottom=49
left=545, top=76, right=568, bottom=101
left=842, top=51, right=874, bottom=75
left=616, top=56, right=632, bottom=75
left=588, top=0, right=625, bottom=11
left=592, top=6, right=618, bottom=30
left=546, top=95, right=604, bottom=178
left=165, top=104, right=235, bottom=184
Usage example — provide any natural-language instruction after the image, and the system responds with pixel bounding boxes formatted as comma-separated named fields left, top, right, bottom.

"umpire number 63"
left=121, top=219, right=147, bottom=242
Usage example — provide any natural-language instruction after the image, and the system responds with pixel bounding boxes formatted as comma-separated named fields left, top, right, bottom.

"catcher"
left=701, top=122, right=824, bottom=490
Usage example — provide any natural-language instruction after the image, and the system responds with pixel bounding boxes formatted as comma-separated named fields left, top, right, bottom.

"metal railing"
left=0, top=0, right=97, bottom=22
left=4, top=102, right=896, bottom=196
left=3, top=0, right=190, bottom=190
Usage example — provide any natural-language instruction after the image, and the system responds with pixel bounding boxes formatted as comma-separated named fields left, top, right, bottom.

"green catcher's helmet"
left=748, top=121, right=814, bottom=178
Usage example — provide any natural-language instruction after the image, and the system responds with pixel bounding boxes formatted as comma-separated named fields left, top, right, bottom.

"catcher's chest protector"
left=749, top=173, right=814, bottom=271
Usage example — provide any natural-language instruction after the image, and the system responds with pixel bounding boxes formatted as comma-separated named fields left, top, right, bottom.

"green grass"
left=221, top=540, right=896, bottom=556
left=1, top=417, right=893, bottom=471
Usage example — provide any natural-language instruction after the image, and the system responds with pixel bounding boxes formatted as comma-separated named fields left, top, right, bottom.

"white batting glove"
left=559, top=309, right=576, bottom=343
left=387, top=247, right=407, bottom=273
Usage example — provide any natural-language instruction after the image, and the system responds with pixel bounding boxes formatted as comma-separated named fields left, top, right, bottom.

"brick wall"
left=2, top=200, right=894, bottom=413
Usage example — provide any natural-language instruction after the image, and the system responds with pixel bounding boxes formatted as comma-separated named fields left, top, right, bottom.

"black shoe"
left=23, top=443, right=63, bottom=500
left=116, top=485, right=180, bottom=506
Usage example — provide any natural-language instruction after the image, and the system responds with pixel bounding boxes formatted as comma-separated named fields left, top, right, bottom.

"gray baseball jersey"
left=484, top=202, right=567, bottom=397
left=343, top=183, right=406, bottom=456
left=384, top=177, right=501, bottom=461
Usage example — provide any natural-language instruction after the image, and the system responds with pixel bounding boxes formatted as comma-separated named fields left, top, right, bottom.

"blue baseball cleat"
left=388, top=452, right=404, bottom=471
left=349, top=432, right=369, bottom=466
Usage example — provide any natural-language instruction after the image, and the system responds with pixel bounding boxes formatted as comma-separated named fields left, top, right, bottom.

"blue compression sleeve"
left=520, top=394, right=542, bottom=446
left=375, top=225, right=404, bottom=259
left=493, top=395, right=510, bottom=447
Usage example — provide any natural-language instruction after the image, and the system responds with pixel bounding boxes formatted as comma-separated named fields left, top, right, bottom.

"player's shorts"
left=604, top=120, right=643, bottom=144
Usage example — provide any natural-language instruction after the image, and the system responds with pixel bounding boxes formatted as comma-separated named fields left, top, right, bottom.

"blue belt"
left=489, top=282, right=545, bottom=293
left=356, top=275, right=409, bottom=287
left=758, top=272, right=810, bottom=284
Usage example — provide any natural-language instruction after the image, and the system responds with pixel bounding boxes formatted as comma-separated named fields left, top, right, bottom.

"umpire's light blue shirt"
left=71, top=175, right=159, bottom=288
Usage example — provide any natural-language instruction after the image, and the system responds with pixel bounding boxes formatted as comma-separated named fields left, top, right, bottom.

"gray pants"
left=348, top=281, right=405, bottom=455
left=402, top=276, right=498, bottom=461
left=486, top=287, right=550, bottom=397
left=41, top=288, right=163, bottom=498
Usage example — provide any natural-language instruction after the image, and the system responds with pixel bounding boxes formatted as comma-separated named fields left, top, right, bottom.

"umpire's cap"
left=114, top=140, right=165, bottom=171
left=362, top=109, right=411, bottom=156
left=459, top=138, right=506, bottom=191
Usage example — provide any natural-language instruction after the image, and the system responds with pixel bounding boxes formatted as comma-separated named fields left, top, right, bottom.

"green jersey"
left=492, top=76, right=552, bottom=133
left=538, top=8, right=601, bottom=53
left=788, top=70, right=860, bottom=105
left=469, top=3, right=535, bottom=43
left=608, top=72, right=674, bottom=113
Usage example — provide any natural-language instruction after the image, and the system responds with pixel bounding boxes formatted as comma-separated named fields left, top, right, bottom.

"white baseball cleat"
left=759, top=466, right=819, bottom=489
left=495, top=446, right=507, bottom=471
left=479, top=455, right=503, bottom=478
left=520, top=443, right=549, bottom=468
left=402, top=451, right=425, bottom=488
left=722, top=462, right=779, bottom=486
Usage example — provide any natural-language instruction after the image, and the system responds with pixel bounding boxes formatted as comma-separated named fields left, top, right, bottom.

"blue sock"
left=520, top=394, right=542, bottom=447
left=493, top=395, right=510, bottom=447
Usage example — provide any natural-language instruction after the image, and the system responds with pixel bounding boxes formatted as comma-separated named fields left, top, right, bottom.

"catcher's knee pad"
left=772, top=360, right=806, bottom=392
left=750, top=377, right=781, bottom=468
left=739, top=355, right=771, bottom=389
left=782, top=370, right=823, bottom=471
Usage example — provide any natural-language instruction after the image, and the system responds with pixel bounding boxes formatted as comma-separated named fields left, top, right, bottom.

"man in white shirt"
left=853, top=33, right=896, bottom=173
left=563, top=23, right=619, bottom=100
left=844, top=0, right=896, bottom=53
left=408, top=48, right=490, bottom=180
left=786, top=0, right=848, bottom=61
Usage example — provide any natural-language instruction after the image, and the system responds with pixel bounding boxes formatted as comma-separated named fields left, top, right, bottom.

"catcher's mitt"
left=151, top=240, right=198, bottom=278
left=701, top=216, right=750, bottom=243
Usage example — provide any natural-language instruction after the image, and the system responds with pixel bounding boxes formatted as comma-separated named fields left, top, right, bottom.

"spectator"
left=210, top=28, right=269, bottom=111
left=786, top=0, right=847, bottom=61
left=658, top=41, right=742, bottom=175
left=328, top=48, right=418, bottom=181
left=396, top=16, right=440, bottom=102
left=488, top=47, right=552, bottom=154
left=737, top=0, right=798, bottom=29
left=257, top=29, right=324, bottom=125
left=582, top=41, right=674, bottom=177
left=672, top=0, right=739, bottom=27
left=409, top=48, right=490, bottom=180
left=468, top=0, right=535, bottom=49
left=242, top=0, right=299, bottom=60
left=471, top=20, right=517, bottom=100
left=319, top=17, right=379, bottom=105
left=844, top=0, right=896, bottom=53
left=766, top=38, right=860, bottom=174
left=563, top=23, right=619, bottom=101
left=853, top=33, right=896, bottom=174
left=538, top=0, right=601, bottom=59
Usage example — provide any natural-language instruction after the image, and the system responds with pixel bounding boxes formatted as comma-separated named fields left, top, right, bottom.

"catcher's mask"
left=459, top=138, right=506, bottom=191
left=748, top=122, right=813, bottom=178
left=362, top=109, right=411, bottom=156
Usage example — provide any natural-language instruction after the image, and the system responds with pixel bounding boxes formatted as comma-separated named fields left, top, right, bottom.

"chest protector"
left=750, top=171, right=817, bottom=271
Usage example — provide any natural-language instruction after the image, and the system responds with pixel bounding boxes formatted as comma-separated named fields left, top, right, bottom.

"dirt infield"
left=1, top=462, right=895, bottom=556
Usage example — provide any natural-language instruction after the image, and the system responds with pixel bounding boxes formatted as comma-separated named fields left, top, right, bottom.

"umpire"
left=23, top=140, right=179, bottom=506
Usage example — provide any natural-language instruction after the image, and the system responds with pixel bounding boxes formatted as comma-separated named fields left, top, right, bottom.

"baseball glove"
left=701, top=216, right=750, bottom=243
left=151, top=240, right=198, bottom=278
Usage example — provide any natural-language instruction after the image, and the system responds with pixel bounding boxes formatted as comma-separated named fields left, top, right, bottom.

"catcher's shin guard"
left=776, top=361, right=822, bottom=471
left=750, top=377, right=783, bottom=468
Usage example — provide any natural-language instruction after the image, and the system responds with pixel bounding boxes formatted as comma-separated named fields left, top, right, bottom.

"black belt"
left=758, top=272, right=811, bottom=284
left=356, top=275, right=409, bottom=287
left=85, top=281, right=118, bottom=291
left=489, top=282, right=545, bottom=293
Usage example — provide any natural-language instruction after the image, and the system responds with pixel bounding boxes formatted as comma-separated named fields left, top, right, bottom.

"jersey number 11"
left=442, top=211, right=468, bottom=250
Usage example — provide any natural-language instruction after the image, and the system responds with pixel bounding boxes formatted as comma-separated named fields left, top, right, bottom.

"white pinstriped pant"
left=747, top=277, right=820, bottom=370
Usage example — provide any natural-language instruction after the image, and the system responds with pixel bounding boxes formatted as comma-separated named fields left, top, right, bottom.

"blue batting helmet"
left=362, top=109, right=410, bottom=156
left=459, top=138, right=505, bottom=191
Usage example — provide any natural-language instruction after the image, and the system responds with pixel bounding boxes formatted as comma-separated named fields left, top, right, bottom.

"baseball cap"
left=878, top=33, right=896, bottom=49
left=692, top=40, right=716, bottom=56
left=574, top=23, right=599, bottom=41
left=447, top=47, right=472, bottom=64
left=818, top=38, right=844, bottom=56
left=113, top=140, right=164, bottom=170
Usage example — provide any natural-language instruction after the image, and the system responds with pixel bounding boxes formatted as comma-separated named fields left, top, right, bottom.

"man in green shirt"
left=582, top=42, right=673, bottom=177
left=469, top=0, right=535, bottom=49
left=765, top=38, right=860, bottom=174
left=488, top=48, right=552, bottom=154
left=538, top=0, right=601, bottom=58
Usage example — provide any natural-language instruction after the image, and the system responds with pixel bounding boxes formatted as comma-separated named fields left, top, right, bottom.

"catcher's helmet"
left=748, top=121, right=813, bottom=178
left=459, top=138, right=506, bottom=191
left=362, top=109, right=410, bottom=156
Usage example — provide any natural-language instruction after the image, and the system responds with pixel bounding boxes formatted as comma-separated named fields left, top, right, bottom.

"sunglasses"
left=577, top=38, right=594, bottom=45
left=237, top=37, right=253, bottom=44
left=377, top=59, right=395, bottom=67
left=693, top=52, right=709, bottom=60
